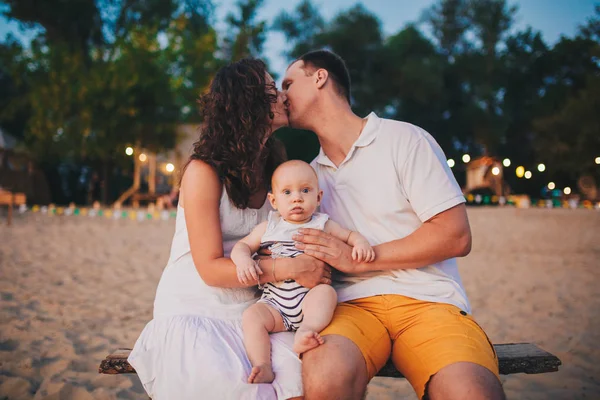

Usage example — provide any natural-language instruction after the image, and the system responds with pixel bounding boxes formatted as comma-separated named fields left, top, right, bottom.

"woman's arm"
left=182, top=160, right=330, bottom=288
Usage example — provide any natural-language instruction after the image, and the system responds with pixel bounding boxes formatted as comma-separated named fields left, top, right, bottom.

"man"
left=281, top=50, right=505, bottom=400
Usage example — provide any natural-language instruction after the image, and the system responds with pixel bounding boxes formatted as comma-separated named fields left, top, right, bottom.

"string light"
left=516, top=166, right=525, bottom=178
left=524, top=171, right=532, bottom=179
left=564, top=187, right=571, bottom=195
left=492, top=167, right=500, bottom=176
left=125, top=147, right=133, bottom=156
left=462, top=154, right=471, bottom=163
left=537, top=163, right=546, bottom=172
left=165, top=163, right=175, bottom=173
left=139, top=153, right=147, bottom=162
left=595, top=157, right=600, bottom=165
left=447, top=159, right=455, bottom=168
left=503, top=158, right=511, bottom=167
left=548, top=182, right=555, bottom=190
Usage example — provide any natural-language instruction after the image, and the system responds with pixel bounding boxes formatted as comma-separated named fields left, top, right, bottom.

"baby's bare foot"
left=248, top=365, right=275, bottom=384
left=293, top=330, right=324, bottom=355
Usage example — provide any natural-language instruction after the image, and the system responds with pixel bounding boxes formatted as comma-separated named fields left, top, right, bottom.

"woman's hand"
left=290, top=255, right=332, bottom=288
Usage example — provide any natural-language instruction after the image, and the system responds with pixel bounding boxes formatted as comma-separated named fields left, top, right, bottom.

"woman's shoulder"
left=182, top=160, right=221, bottom=185
left=180, top=160, right=222, bottom=208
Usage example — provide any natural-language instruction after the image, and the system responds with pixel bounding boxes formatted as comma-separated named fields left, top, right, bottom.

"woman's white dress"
left=128, top=188, right=303, bottom=400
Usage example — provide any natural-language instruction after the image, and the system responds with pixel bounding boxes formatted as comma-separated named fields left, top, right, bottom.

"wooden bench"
left=0, top=190, right=26, bottom=226
left=99, top=343, right=561, bottom=377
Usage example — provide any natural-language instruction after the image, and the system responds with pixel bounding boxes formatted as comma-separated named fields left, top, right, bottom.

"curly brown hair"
left=186, top=58, right=286, bottom=209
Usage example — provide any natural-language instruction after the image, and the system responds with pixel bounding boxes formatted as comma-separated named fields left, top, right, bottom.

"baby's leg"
left=242, top=302, right=286, bottom=384
left=293, top=284, right=337, bottom=355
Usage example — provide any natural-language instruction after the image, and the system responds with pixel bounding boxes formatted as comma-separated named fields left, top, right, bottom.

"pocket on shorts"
left=444, top=306, right=498, bottom=361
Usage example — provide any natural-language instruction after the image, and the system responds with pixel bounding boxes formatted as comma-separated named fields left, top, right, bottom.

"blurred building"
left=465, top=156, right=508, bottom=197
left=0, top=129, right=51, bottom=204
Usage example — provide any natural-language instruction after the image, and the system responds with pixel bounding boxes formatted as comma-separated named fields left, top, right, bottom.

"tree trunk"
left=101, top=160, right=110, bottom=205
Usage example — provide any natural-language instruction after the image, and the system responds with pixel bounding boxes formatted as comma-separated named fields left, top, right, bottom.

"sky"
left=1, top=0, right=597, bottom=80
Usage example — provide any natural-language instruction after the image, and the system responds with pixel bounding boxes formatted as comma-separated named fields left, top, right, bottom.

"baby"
left=231, top=160, right=375, bottom=384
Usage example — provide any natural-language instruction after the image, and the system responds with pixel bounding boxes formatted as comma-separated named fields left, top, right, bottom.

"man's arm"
left=294, top=204, right=471, bottom=274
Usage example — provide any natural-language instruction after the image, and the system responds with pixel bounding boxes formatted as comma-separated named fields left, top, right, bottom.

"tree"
left=0, top=37, right=29, bottom=141
left=1, top=0, right=104, bottom=57
left=222, top=0, right=267, bottom=61
left=272, top=0, right=325, bottom=60
left=379, top=26, right=446, bottom=145
left=532, top=7, right=600, bottom=195
left=0, top=0, right=220, bottom=203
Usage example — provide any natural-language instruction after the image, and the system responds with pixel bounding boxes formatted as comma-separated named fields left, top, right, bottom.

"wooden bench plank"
left=377, top=343, right=561, bottom=377
left=99, top=343, right=561, bottom=377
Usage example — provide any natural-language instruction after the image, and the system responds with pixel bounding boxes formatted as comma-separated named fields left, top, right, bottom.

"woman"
left=128, top=59, right=330, bottom=399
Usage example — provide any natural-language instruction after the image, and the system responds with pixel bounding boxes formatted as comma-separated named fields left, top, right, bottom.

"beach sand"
left=0, top=208, right=598, bottom=399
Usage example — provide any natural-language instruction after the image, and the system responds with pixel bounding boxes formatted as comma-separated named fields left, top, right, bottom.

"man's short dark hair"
left=296, top=50, right=351, bottom=103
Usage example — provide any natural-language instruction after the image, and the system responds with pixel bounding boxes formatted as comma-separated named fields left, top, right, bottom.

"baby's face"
left=269, top=163, right=322, bottom=224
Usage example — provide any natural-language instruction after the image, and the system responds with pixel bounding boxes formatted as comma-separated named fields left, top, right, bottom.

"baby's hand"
left=236, top=259, right=263, bottom=285
left=352, top=240, right=375, bottom=263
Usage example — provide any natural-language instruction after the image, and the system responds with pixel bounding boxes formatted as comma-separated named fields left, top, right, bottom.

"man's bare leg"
left=293, top=284, right=337, bottom=354
left=425, top=362, right=505, bottom=400
left=302, top=334, right=369, bottom=400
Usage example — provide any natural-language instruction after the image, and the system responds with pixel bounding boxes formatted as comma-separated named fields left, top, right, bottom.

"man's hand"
left=293, top=228, right=365, bottom=274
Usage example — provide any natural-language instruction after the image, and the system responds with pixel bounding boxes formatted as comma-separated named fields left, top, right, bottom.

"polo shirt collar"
left=316, top=112, right=380, bottom=167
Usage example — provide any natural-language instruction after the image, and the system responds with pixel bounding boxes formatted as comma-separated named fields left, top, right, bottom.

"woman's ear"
left=268, top=192, right=277, bottom=210
left=315, top=69, right=328, bottom=89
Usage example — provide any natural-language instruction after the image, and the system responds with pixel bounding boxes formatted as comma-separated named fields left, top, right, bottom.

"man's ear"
left=268, top=192, right=277, bottom=210
left=315, top=69, right=328, bottom=89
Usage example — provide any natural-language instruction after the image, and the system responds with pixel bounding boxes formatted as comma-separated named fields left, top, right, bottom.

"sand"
left=0, top=208, right=598, bottom=399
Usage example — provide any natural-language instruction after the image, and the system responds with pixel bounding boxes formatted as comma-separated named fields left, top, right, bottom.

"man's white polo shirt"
left=311, top=112, right=471, bottom=312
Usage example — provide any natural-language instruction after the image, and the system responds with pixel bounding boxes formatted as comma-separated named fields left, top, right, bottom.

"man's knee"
left=302, top=335, right=368, bottom=400
left=425, top=362, right=505, bottom=400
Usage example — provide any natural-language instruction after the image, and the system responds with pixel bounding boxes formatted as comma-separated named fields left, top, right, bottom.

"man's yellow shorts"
left=320, top=295, right=499, bottom=399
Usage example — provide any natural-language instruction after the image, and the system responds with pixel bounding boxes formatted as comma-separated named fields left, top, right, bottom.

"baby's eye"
left=302, top=188, right=310, bottom=193
left=283, top=190, right=291, bottom=195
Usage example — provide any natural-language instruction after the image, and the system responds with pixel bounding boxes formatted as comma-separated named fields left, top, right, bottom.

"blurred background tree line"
left=0, top=0, right=599, bottom=204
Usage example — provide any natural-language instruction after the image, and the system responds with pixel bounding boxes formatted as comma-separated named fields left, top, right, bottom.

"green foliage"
left=1, top=0, right=219, bottom=164
left=223, top=0, right=267, bottom=61
left=1, top=0, right=598, bottom=201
